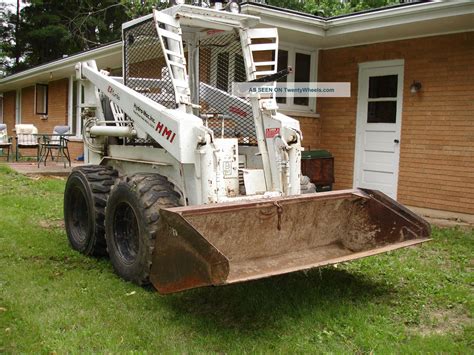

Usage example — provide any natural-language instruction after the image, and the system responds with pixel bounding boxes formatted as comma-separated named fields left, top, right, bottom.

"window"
left=276, top=46, right=316, bottom=111
left=16, top=89, right=21, bottom=124
left=67, top=77, right=84, bottom=138
left=367, top=75, right=398, bottom=123
left=35, top=84, right=48, bottom=115
left=0, top=95, right=3, bottom=123
left=233, top=55, right=246, bottom=83
left=294, top=52, right=311, bottom=106
left=210, top=50, right=246, bottom=93
left=276, top=50, right=289, bottom=104
left=216, top=52, right=230, bottom=91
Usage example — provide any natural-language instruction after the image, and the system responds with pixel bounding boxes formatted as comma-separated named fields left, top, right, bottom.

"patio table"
left=35, top=133, right=74, bottom=168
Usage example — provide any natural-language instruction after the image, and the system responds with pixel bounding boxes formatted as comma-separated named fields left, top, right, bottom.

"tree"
left=266, top=0, right=400, bottom=17
left=1, top=0, right=167, bottom=75
left=0, top=1, right=28, bottom=75
left=18, top=1, right=131, bottom=66
left=2, top=0, right=402, bottom=75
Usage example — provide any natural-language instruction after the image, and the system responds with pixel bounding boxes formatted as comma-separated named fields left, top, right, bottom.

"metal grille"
left=198, top=32, right=256, bottom=145
left=123, top=19, right=176, bottom=109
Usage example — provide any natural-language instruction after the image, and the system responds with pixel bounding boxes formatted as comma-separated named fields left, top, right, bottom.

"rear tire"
left=64, top=165, right=118, bottom=256
left=105, top=174, right=181, bottom=285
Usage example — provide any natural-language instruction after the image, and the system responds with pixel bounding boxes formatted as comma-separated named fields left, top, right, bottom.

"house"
left=0, top=1, right=473, bottom=218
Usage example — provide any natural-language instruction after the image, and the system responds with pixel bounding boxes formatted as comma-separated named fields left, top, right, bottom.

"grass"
left=0, top=164, right=472, bottom=353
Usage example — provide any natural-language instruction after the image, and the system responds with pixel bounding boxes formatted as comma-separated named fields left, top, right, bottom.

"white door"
left=354, top=60, right=404, bottom=199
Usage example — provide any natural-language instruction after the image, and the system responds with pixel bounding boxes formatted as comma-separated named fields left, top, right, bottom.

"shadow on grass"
left=158, top=267, right=393, bottom=334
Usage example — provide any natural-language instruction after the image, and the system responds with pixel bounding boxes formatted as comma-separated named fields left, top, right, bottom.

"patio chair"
left=38, top=125, right=71, bottom=167
left=0, top=124, right=12, bottom=161
left=15, top=124, right=39, bottom=161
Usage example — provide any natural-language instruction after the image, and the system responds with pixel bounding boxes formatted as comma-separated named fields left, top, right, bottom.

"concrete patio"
left=5, top=161, right=83, bottom=176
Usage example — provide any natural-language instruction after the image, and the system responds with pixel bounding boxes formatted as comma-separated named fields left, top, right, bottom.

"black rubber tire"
left=105, top=174, right=181, bottom=285
left=64, top=165, right=118, bottom=256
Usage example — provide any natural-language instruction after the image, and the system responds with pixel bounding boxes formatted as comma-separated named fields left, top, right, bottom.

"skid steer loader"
left=64, top=3, right=430, bottom=294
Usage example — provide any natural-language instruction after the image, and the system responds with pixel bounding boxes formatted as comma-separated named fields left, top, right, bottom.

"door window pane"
left=367, top=101, right=396, bottom=123
left=276, top=49, right=288, bottom=104
left=294, top=53, right=311, bottom=106
left=368, top=75, right=397, bottom=98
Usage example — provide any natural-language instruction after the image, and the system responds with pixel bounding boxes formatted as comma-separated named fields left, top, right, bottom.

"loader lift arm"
left=77, top=60, right=208, bottom=165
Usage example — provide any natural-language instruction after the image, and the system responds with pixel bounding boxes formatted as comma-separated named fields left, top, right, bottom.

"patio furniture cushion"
left=15, top=124, right=39, bottom=146
left=0, top=124, right=12, bottom=161
left=0, top=124, right=10, bottom=145
left=49, top=125, right=70, bottom=145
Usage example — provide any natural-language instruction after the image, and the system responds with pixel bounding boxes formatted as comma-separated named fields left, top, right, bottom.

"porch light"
left=410, top=80, right=422, bottom=94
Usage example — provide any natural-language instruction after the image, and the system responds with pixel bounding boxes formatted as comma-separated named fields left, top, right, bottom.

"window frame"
left=209, top=44, right=244, bottom=93
left=0, top=94, right=3, bottom=123
left=276, top=43, right=318, bottom=113
left=35, top=83, right=49, bottom=115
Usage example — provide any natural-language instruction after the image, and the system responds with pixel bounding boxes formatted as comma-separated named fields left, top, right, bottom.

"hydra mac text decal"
left=133, top=103, right=176, bottom=144
left=107, top=86, right=121, bottom=101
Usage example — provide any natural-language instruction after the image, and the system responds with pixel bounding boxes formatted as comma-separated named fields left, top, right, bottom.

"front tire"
left=64, top=165, right=118, bottom=256
left=105, top=174, right=181, bottom=285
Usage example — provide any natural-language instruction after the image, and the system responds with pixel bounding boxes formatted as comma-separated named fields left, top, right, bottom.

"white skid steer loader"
left=64, top=4, right=430, bottom=294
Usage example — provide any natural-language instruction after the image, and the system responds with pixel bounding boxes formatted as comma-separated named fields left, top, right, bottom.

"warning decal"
left=265, top=128, right=280, bottom=138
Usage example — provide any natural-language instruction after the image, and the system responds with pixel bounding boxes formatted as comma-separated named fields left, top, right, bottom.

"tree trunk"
left=15, top=0, right=20, bottom=65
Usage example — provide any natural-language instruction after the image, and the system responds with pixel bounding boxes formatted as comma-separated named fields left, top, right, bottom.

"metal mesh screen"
left=198, top=32, right=256, bottom=145
left=123, top=19, right=176, bottom=109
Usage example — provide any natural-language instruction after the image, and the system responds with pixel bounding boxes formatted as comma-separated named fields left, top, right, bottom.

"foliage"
left=0, top=0, right=167, bottom=75
left=0, top=165, right=472, bottom=352
left=267, top=0, right=401, bottom=17
left=0, top=1, right=25, bottom=75
left=1, top=0, right=410, bottom=75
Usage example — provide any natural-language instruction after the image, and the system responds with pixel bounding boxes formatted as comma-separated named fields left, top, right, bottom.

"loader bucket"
left=150, top=188, right=431, bottom=294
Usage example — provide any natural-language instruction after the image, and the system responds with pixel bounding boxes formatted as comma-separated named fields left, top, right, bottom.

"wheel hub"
left=113, top=202, right=140, bottom=265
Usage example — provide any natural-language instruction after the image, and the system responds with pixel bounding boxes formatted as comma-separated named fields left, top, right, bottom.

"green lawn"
left=0, top=164, right=472, bottom=353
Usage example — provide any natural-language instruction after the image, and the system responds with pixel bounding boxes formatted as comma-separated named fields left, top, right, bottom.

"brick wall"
left=3, top=91, right=16, bottom=136
left=20, top=78, right=69, bottom=131
left=299, top=116, right=321, bottom=150
left=67, top=140, right=84, bottom=160
left=1, top=79, right=70, bottom=159
left=317, top=32, right=474, bottom=214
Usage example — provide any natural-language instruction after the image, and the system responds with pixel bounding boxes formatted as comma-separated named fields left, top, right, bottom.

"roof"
left=0, top=42, right=122, bottom=91
left=241, top=0, right=431, bottom=21
left=242, top=1, right=474, bottom=48
left=1, top=1, right=473, bottom=91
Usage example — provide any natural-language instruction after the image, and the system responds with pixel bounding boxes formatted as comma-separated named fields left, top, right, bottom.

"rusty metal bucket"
left=150, top=188, right=431, bottom=294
